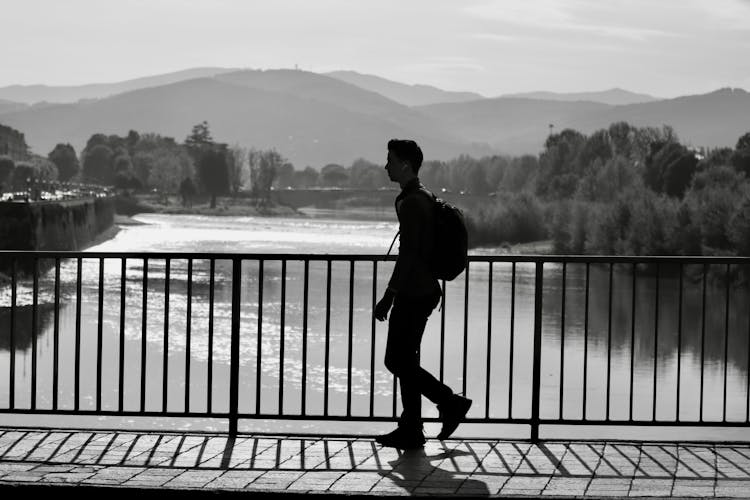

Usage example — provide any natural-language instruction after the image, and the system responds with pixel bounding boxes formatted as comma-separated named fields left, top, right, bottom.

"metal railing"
left=1, top=251, right=750, bottom=440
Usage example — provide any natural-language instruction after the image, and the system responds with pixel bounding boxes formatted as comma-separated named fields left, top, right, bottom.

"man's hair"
left=388, top=139, right=423, bottom=174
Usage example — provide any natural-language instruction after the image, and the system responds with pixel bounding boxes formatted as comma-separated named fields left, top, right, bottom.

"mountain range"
left=0, top=68, right=747, bottom=167
left=0, top=67, right=239, bottom=105
left=500, top=88, right=659, bottom=105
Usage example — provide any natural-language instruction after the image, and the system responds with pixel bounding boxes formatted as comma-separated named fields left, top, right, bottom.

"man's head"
left=385, top=139, right=423, bottom=185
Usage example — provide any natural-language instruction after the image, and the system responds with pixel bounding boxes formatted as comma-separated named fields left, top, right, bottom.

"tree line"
left=1, top=121, right=540, bottom=202
left=466, top=122, right=750, bottom=256
left=3, top=118, right=750, bottom=255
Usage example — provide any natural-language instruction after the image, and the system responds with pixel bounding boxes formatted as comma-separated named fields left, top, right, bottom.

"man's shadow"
left=378, top=446, right=490, bottom=496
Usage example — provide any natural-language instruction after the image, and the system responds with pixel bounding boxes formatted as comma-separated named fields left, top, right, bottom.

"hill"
left=416, top=88, right=750, bottom=154
left=501, top=88, right=659, bottom=105
left=326, top=70, right=484, bottom=106
left=0, top=99, right=27, bottom=114
left=416, top=98, right=609, bottom=154
left=0, top=67, right=239, bottom=104
left=0, top=73, right=492, bottom=167
left=1, top=65, right=747, bottom=163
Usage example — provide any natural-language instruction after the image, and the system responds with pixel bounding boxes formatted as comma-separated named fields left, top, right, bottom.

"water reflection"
left=0, top=303, right=55, bottom=350
left=0, top=215, right=748, bottom=433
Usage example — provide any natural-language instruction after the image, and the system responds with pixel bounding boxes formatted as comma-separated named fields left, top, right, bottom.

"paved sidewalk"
left=1, top=427, right=749, bottom=498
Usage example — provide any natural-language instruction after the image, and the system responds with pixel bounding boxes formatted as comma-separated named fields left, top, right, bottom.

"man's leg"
left=412, top=291, right=472, bottom=440
left=379, top=293, right=471, bottom=445
left=411, top=292, right=453, bottom=407
left=384, top=298, right=425, bottom=431
left=376, top=298, right=426, bottom=449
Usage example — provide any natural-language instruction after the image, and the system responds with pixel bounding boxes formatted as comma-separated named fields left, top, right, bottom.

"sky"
left=2, top=0, right=750, bottom=97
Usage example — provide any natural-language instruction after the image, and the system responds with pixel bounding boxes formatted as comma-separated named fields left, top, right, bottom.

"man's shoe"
left=437, top=394, right=472, bottom=440
left=375, top=427, right=426, bottom=449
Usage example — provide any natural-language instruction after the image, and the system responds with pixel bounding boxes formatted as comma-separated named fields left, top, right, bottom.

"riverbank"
left=472, top=239, right=553, bottom=255
left=115, top=194, right=299, bottom=217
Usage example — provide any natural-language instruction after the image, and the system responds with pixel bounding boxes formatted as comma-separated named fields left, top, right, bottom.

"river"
left=1, top=212, right=749, bottom=440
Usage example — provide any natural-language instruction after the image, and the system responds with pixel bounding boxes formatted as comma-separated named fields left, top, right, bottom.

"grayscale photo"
left=1, top=1, right=750, bottom=497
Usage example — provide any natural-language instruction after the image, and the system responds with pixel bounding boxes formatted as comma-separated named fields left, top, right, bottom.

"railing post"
left=228, top=258, right=242, bottom=436
left=530, top=261, right=544, bottom=443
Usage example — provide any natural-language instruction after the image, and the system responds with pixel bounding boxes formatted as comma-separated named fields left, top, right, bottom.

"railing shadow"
left=378, top=447, right=491, bottom=496
left=3, top=429, right=750, bottom=488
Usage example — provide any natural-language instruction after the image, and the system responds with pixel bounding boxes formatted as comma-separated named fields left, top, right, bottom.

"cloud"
left=684, top=0, right=750, bottom=30
left=463, top=0, right=683, bottom=41
left=401, top=57, right=486, bottom=74
left=469, top=33, right=521, bottom=43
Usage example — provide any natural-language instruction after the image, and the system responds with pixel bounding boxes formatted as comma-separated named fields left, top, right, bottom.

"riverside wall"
left=0, top=197, right=115, bottom=273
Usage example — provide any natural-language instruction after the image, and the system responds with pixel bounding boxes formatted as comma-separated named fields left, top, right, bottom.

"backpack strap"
left=389, top=186, right=434, bottom=257
left=386, top=230, right=400, bottom=256
left=416, top=186, right=437, bottom=204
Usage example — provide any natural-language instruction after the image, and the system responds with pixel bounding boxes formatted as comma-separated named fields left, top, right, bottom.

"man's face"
left=385, top=150, right=406, bottom=182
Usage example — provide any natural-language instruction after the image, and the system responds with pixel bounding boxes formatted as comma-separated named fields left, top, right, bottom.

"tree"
left=482, top=155, right=509, bottom=192
left=130, top=133, right=193, bottom=191
left=114, top=154, right=133, bottom=175
left=684, top=165, right=746, bottom=253
left=274, top=162, right=295, bottom=189
left=694, top=186, right=735, bottom=251
left=148, top=148, right=193, bottom=199
left=48, top=143, right=80, bottom=182
left=320, top=163, right=348, bottom=187
left=82, top=144, right=115, bottom=184
left=179, top=177, right=197, bottom=208
left=0, top=156, right=14, bottom=192
left=727, top=191, right=750, bottom=255
left=502, top=155, right=538, bottom=192
left=732, top=131, right=750, bottom=177
left=631, top=126, right=663, bottom=164
left=551, top=201, right=573, bottom=253
left=185, top=121, right=213, bottom=159
left=253, top=150, right=283, bottom=204
left=84, top=133, right=109, bottom=152
left=10, top=162, right=35, bottom=192
left=30, top=156, right=58, bottom=182
left=294, top=166, right=319, bottom=188
left=448, top=155, right=479, bottom=192
left=197, top=145, right=229, bottom=208
left=579, top=129, right=613, bottom=168
left=349, top=158, right=387, bottom=189
left=227, top=145, right=248, bottom=195
left=465, top=162, right=491, bottom=194
left=126, top=130, right=140, bottom=155
left=736, top=132, right=750, bottom=151
left=420, top=161, right=449, bottom=190
left=702, top=147, right=734, bottom=168
left=663, top=151, right=698, bottom=198
left=132, top=151, right=156, bottom=188
left=608, top=122, right=633, bottom=158
left=643, top=141, right=697, bottom=198
left=536, top=128, right=586, bottom=199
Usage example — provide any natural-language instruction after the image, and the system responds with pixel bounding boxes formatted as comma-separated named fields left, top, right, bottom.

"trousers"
left=384, top=290, right=453, bottom=430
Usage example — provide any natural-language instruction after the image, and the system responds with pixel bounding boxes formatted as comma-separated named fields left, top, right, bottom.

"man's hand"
left=374, top=290, right=395, bottom=322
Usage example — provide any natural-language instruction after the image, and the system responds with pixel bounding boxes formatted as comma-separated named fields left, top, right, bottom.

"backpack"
left=387, top=188, right=468, bottom=281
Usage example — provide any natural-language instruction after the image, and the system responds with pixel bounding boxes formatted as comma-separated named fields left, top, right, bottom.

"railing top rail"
left=1, top=250, right=750, bottom=264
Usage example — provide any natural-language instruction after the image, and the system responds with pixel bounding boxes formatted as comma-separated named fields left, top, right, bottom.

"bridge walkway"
left=0, top=427, right=749, bottom=498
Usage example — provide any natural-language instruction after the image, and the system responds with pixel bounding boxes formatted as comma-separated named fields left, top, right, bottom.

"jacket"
left=387, top=178, right=441, bottom=298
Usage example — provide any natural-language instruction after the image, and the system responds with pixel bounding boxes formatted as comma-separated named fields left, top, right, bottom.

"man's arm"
left=375, top=196, right=424, bottom=321
left=387, top=196, right=422, bottom=296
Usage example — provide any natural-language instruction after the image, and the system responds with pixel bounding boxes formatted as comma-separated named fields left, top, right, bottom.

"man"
left=374, top=139, right=472, bottom=449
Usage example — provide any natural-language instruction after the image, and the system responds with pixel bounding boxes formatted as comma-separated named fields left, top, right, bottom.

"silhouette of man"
left=374, top=139, right=472, bottom=449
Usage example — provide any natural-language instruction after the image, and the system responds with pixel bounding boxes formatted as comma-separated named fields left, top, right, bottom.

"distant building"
left=0, top=124, right=29, bottom=161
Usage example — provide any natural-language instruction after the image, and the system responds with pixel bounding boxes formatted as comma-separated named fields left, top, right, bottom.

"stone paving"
left=0, top=427, right=749, bottom=497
